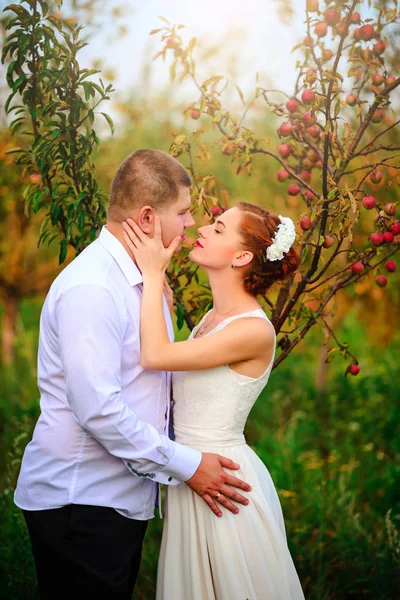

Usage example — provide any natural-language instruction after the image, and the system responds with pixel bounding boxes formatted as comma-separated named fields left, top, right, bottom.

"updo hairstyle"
left=236, top=202, right=300, bottom=297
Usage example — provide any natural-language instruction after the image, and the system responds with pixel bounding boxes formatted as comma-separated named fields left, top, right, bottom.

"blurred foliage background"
left=1, top=0, right=400, bottom=598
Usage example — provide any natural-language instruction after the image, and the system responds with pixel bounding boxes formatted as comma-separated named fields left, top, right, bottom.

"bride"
left=122, top=201, right=305, bottom=600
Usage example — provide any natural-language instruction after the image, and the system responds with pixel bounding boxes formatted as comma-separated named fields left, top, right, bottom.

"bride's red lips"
left=194, top=240, right=203, bottom=248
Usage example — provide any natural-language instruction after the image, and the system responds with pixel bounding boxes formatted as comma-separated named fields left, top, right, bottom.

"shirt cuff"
left=160, top=441, right=202, bottom=485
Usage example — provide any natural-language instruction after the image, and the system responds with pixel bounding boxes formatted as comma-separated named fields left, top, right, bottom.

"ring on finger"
left=215, top=492, right=221, bottom=500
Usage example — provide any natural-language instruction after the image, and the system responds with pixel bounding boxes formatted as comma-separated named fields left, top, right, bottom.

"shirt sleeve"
left=56, top=284, right=201, bottom=485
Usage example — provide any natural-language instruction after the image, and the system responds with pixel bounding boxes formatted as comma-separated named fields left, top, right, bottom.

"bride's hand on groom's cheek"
left=122, top=217, right=181, bottom=276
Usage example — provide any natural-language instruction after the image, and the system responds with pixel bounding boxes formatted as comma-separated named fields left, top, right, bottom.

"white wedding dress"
left=156, top=309, right=305, bottom=600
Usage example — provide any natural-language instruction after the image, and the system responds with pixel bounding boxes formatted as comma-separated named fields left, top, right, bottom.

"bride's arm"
left=139, top=272, right=274, bottom=372
left=123, top=217, right=274, bottom=372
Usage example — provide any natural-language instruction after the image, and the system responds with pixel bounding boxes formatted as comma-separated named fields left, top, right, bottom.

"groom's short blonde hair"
left=108, top=149, right=191, bottom=221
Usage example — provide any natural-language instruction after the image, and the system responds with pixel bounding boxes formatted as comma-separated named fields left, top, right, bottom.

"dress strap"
left=213, top=309, right=274, bottom=333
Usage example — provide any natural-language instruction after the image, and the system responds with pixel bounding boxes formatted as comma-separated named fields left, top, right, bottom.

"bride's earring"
left=231, top=265, right=235, bottom=269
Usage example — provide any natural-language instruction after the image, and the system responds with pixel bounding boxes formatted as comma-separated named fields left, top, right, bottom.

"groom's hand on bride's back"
left=185, top=453, right=252, bottom=517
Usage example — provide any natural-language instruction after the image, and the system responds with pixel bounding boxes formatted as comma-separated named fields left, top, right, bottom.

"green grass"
left=1, top=300, right=399, bottom=599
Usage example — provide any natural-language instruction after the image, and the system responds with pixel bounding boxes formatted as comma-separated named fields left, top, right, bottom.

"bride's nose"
left=197, top=227, right=206, bottom=238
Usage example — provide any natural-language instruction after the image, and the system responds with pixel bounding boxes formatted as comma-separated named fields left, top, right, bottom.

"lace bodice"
left=172, top=310, right=276, bottom=446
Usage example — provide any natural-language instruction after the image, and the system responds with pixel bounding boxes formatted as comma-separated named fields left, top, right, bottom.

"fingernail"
left=244, top=500, right=249, bottom=505
left=234, top=509, right=239, bottom=514
left=218, top=512, right=222, bottom=518
left=248, top=486, right=252, bottom=491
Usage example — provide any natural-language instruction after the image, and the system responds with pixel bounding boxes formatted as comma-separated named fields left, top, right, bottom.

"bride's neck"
left=207, top=269, right=257, bottom=315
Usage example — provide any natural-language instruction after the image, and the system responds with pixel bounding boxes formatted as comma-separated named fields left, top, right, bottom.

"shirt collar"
left=98, top=225, right=143, bottom=287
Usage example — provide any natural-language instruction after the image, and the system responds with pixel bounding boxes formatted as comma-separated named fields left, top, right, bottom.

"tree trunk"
left=1, top=291, right=19, bottom=365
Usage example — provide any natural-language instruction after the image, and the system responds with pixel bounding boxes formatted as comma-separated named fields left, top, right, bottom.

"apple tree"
left=150, top=1, right=400, bottom=374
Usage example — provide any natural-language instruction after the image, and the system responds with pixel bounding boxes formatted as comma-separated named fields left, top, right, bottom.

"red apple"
left=385, top=76, right=397, bottom=87
left=277, top=169, right=290, bottom=182
left=390, top=222, right=400, bottom=235
left=322, top=48, right=333, bottom=61
left=300, top=170, right=312, bottom=182
left=383, top=231, right=394, bottom=244
left=303, top=158, right=313, bottom=169
left=346, top=94, right=358, bottom=106
left=307, top=125, right=320, bottom=138
left=277, top=144, right=292, bottom=158
left=307, top=149, right=320, bottom=162
left=301, top=89, right=315, bottom=104
left=29, top=173, right=42, bottom=185
left=279, top=122, right=293, bottom=137
left=351, top=262, right=364, bottom=274
left=167, top=37, right=178, bottom=49
left=351, top=12, right=361, bottom=24
left=385, top=261, right=396, bottom=272
left=306, top=0, right=319, bottom=12
left=349, top=364, right=360, bottom=376
left=300, top=215, right=312, bottom=230
left=315, top=22, right=328, bottom=37
left=238, top=141, right=247, bottom=150
left=288, top=184, right=300, bottom=196
left=191, top=109, right=200, bottom=120
left=370, top=232, right=384, bottom=246
left=362, top=196, right=375, bottom=210
left=323, top=235, right=334, bottom=248
left=371, top=109, right=384, bottom=124
left=222, top=143, right=235, bottom=155
left=369, top=170, right=383, bottom=184
left=303, top=35, right=314, bottom=47
left=384, top=203, right=397, bottom=216
left=325, top=9, right=341, bottom=26
left=373, top=41, right=385, bottom=56
left=375, top=274, right=387, bottom=287
left=359, top=24, right=375, bottom=41
left=305, top=68, right=317, bottom=84
left=353, top=27, right=362, bottom=41
left=372, top=73, right=384, bottom=86
left=303, top=111, right=317, bottom=127
left=305, top=190, right=317, bottom=201
left=211, top=205, right=223, bottom=216
left=286, top=98, right=300, bottom=113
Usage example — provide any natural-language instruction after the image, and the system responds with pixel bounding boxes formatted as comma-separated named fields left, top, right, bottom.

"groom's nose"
left=185, top=213, right=196, bottom=228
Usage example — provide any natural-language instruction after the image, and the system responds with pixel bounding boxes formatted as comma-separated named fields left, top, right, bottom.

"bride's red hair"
left=236, top=202, right=300, bottom=296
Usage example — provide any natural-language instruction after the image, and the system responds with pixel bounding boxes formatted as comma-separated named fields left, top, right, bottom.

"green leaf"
left=79, top=69, right=101, bottom=81
left=150, top=28, right=162, bottom=35
left=4, top=3, right=31, bottom=17
left=59, top=238, right=68, bottom=264
left=176, top=302, right=185, bottom=330
left=334, top=99, right=340, bottom=118
left=101, top=112, right=114, bottom=134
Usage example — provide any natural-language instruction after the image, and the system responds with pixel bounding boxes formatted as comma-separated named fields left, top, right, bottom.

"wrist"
left=142, top=271, right=164, bottom=285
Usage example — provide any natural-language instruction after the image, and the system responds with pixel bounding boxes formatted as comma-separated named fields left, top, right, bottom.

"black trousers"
left=23, top=504, right=148, bottom=600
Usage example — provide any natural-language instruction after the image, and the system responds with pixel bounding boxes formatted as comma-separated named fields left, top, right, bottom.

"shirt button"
left=168, top=476, right=172, bottom=482
left=170, top=400, right=175, bottom=407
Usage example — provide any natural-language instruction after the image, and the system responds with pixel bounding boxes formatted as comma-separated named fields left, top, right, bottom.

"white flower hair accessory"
left=265, top=215, right=296, bottom=262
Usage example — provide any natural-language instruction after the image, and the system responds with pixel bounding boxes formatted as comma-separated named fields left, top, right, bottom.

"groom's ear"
left=136, top=205, right=156, bottom=235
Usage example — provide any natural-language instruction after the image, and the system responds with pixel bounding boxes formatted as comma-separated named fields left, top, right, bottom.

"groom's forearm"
left=140, top=273, right=172, bottom=368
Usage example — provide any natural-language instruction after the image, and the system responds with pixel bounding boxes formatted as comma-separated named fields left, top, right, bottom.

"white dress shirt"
left=14, top=226, right=201, bottom=520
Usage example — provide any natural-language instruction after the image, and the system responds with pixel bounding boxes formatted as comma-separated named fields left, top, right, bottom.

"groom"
left=14, top=149, right=251, bottom=599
